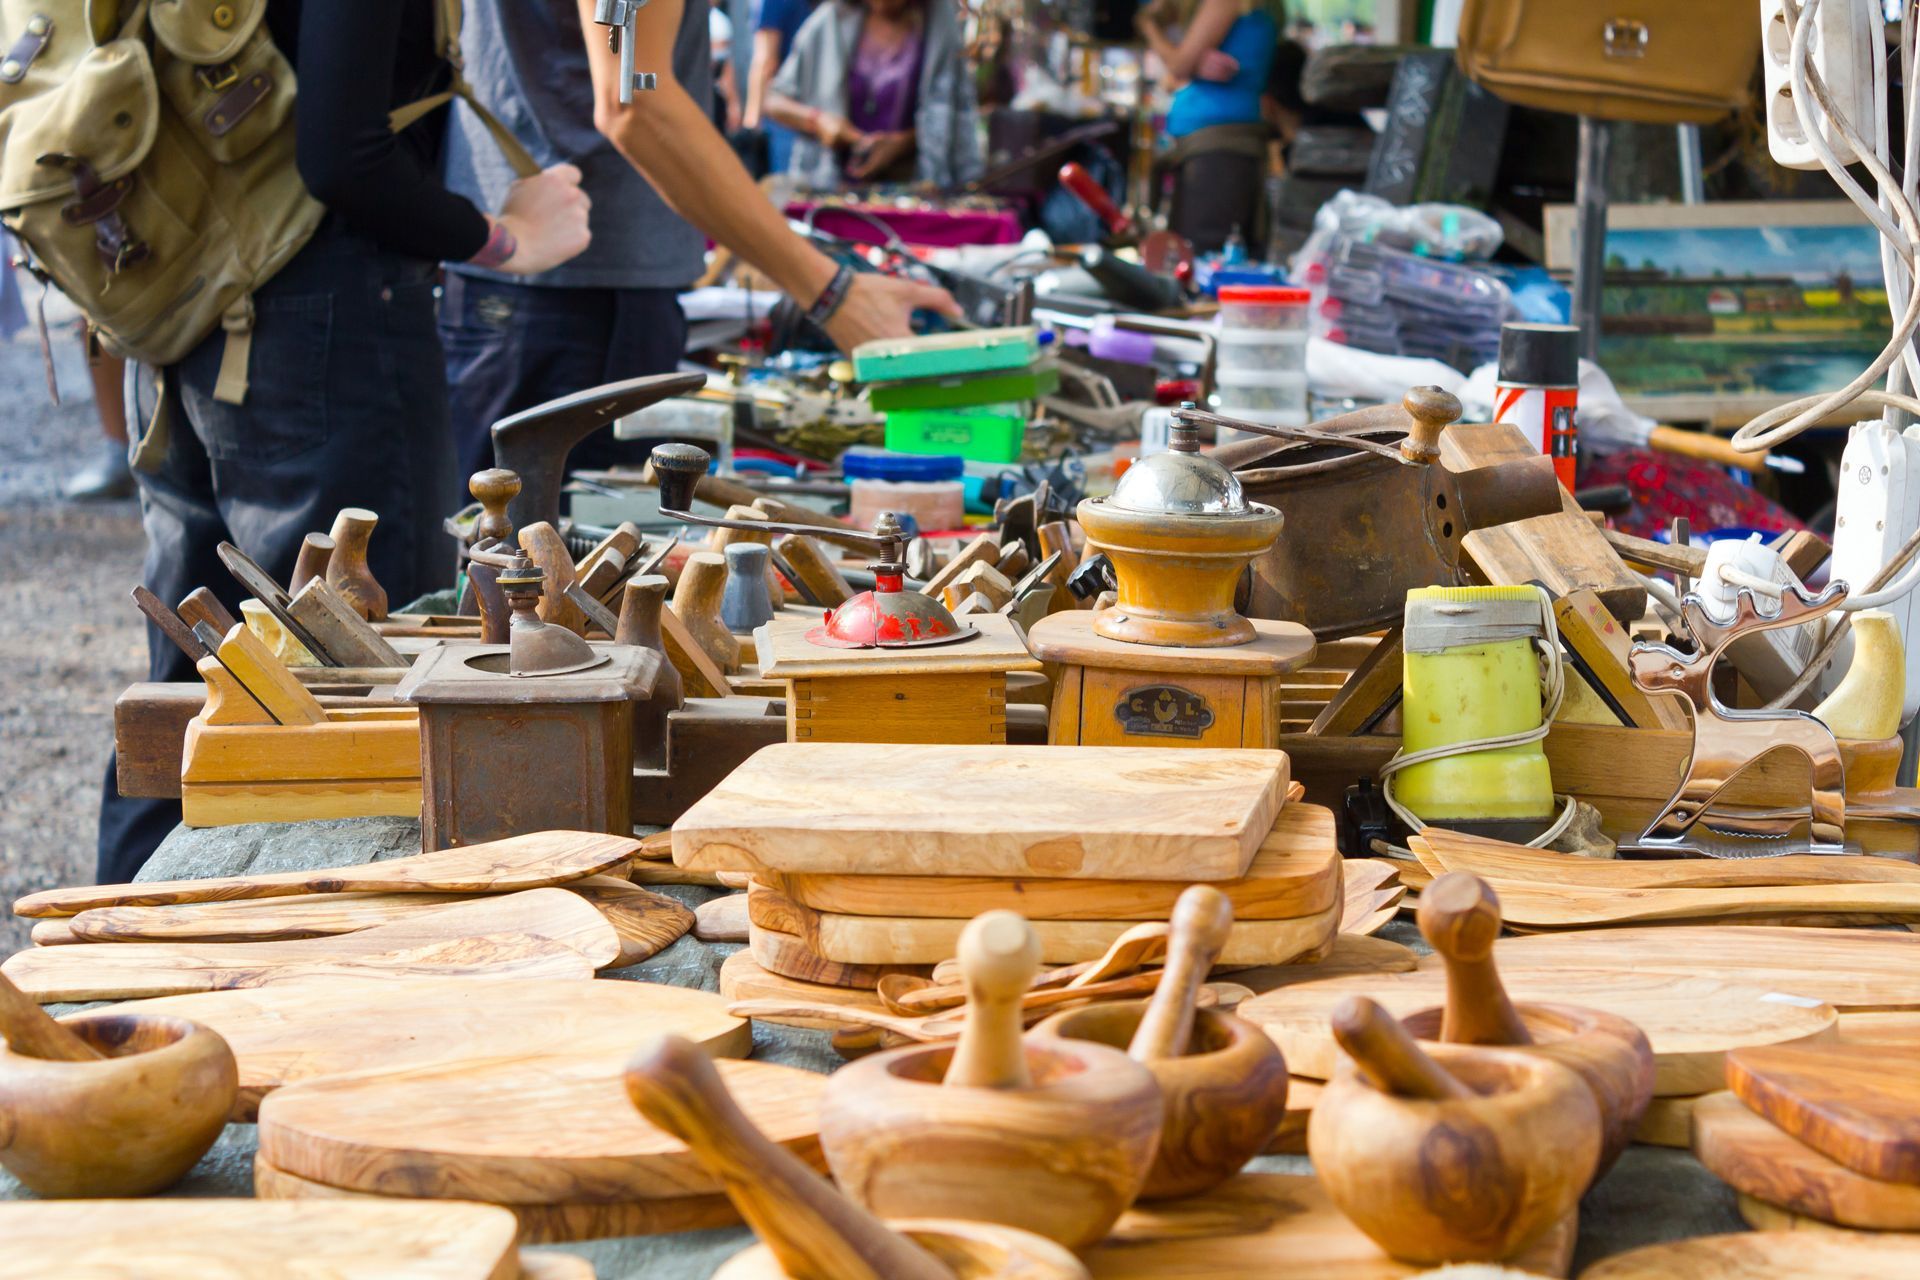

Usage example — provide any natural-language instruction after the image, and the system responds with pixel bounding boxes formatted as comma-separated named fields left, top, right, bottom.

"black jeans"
left=96, top=222, right=459, bottom=883
left=439, top=271, right=689, bottom=485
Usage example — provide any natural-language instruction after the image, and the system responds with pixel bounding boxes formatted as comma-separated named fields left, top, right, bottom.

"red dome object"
left=805, top=570, right=977, bottom=649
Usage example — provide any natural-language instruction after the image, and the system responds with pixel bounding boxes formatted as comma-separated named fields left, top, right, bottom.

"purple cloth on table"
left=784, top=203, right=1024, bottom=247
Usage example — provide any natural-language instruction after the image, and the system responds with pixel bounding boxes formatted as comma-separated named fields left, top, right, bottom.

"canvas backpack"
left=0, top=0, right=535, bottom=413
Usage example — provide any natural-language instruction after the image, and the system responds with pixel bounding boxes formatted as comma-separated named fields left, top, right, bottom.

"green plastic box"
left=851, top=326, right=1040, bottom=383
left=884, top=406, right=1027, bottom=463
left=868, top=364, right=1059, bottom=412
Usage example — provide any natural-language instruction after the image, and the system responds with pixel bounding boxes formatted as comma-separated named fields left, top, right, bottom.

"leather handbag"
left=1455, top=0, right=1761, bottom=125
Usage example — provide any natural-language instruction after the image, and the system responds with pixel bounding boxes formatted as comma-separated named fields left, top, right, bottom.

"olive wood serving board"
left=1479, top=880, right=1920, bottom=928
left=1415, top=829, right=1920, bottom=889
left=1692, top=1090, right=1920, bottom=1230
left=56, top=877, right=692, bottom=967
left=693, top=892, right=750, bottom=942
left=1, top=889, right=620, bottom=1002
left=517, top=1251, right=600, bottom=1280
left=762, top=803, right=1342, bottom=921
left=77, top=975, right=750, bottom=1120
left=1582, top=1229, right=1920, bottom=1278
left=747, top=921, right=934, bottom=989
left=1485, top=927, right=1920, bottom=1012
left=1632, top=1095, right=1698, bottom=1149
left=1232, top=933, right=1418, bottom=993
left=672, top=743, right=1288, bottom=880
left=718, top=951, right=893, bottom=1030
left=1726, top=1043, right=1920, bottom=1185
left=258, top=1054, right=827, bottom=1204
left=1237, top=967, right=1838, bottom=1095
left=253, top=1159, right=740, bottom=1244
left=0, top=1199, right=522, bottom=1279
left=1077, top=1173, right=1574, bottom=1278
left=747, top=885, right=1340, bottom=966
left=13, top=830, right=641, bottom=917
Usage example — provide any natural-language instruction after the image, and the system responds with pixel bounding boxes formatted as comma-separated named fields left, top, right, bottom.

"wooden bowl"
left=1398, top=1000, right=1654, bottom=1178
left=1308, top=1044, right=1600, bottom=1266
left=0, top=1012, right=236, bottom=1196
left=1033, top=1000, right=1289, bottom=1200
left=820, top=1038, right=1163, bottom=1248
left=712, top=1217, right=1089, bottom=1279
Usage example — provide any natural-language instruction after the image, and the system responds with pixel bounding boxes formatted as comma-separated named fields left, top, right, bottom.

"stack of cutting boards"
left=1694, top=1041, right=1920, bottom=1234
left=676, top=743, right=1342, bottom=1001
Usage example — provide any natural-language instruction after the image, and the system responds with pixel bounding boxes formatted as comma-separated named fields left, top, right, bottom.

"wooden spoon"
left=0, top=973, right=101, bottom=1061
left=1130, top=886, right=1233, bottom=1061
left=626, top=1034, right=951, bottom=1280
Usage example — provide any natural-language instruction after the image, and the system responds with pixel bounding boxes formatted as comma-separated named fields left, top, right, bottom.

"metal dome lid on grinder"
left=650, top=443, right=977, bottom=650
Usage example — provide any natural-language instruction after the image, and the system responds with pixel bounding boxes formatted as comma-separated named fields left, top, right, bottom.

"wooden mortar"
left=1033, top=885, right=1288, bottom=1199
left=1308, top=996, right=1600, bottom=1266
left=0, top=976, right=236, bottom=1196
left=820, top=911, right=1163, bottom=1248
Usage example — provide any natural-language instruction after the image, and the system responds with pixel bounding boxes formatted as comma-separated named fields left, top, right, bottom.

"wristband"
left=805, top=263, right=855, bottom=328
left=470, top=219, right=518, bottom=270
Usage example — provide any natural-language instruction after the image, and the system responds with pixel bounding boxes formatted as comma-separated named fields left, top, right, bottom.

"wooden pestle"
left=518, top=521, right=587, bottom=635
left=325, top=508, right=387, bottom=621
left=674, top=551, right=742, bottom=672
left=1330, top=997, right=1472, bottom=1101
left=0, top=972, right=101, bottom=1062
left=1128, top=885, right=1234, bottom=1062
left=288, top=534, right=335, bottom=596
left=944, top=911, right=1043, bottom=1090
left=776, top=534, right=855, bottom=608
left=178, top=587, right=238, bottom=637
left=1419, top=872, right=1531, bottom=1047
left=627, top=1035, right=951, bottom=1280
left=469, top=469, right=520, bottom=548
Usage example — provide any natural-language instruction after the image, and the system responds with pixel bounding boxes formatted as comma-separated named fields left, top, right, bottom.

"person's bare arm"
left=1137, top=0, right=1241, bottom=82
left=576, top=0, right=955, bottom=345
left=742, top=28, right=783, bottom=129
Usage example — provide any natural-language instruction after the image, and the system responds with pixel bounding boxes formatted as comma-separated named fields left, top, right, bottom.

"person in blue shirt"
left=743, top=0, right=816, bottom=173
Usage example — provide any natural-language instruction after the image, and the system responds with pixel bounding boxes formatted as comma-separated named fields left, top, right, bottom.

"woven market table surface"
left=1, top=818, right=1746, bottom=1277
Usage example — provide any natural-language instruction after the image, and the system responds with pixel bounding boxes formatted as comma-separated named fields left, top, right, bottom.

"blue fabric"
left=756, top=0, right=812, bottom=168
left=1166, top=10, right=1276, bottom=138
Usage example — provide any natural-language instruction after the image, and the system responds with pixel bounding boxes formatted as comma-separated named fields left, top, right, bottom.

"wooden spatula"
left=1415, top=829, right=1920, bottom=889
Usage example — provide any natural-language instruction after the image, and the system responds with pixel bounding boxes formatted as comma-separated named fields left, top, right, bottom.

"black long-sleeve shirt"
left=268, top=0, right=491, bottom=263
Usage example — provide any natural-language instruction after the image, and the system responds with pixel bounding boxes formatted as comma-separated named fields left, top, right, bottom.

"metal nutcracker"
left=592, top=0, right=659, bottom=103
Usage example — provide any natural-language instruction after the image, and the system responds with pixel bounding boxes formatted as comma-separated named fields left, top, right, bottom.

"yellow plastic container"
left=1396, top=586, right=1554, bottom=822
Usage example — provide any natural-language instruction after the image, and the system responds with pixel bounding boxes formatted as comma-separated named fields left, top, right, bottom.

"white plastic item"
left=1216, top=328, right=1309, bottom=374
left=1761, top=0, right=1876, bottom=171
left=1217, top=285, right=1311, bottom=332
left=849, top=479, right=965, bottom=534
left=1820, top=418, right=1920, bottom=725
left=1695, top=535, right=1818, bottom=704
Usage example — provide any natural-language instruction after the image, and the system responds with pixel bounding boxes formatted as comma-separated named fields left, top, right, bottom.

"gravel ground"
left=0, top=293, right=146, bottom=956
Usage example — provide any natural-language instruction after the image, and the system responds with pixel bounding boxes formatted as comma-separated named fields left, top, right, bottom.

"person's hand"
left=726, top=100, right=743, bottom=132
left=491, top=163, right=592, bottom=275
left=1197, top=50, right=1240, bottom=81
left=814, top=111, right=863, bottom=148
left=819, top=273, right=962, bottom=351
left=848, top=130, right=915, bottom=180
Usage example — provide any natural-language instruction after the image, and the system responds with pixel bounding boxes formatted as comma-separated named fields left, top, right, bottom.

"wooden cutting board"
left=1415, top=829, right=1920, bottom=889
left=762, top=803, right=1341, bottom=921
left=747, top=921, right=933, bottom=989
left=13, top=830, right=640, bottom=917
left=1480, top=880, right=1920, bottom=928
left=79, top=975, right=750, bottom=1120
left=258, top=1054, right=827, bottom=1203
left=1233, top=933, right=1418, bottom=994
left=747, top=885, right=1339, bottom=967
left=1078, top=1173, right=1574, bottom=1278
left=0, top=1199, right=522, bottom=1279
left=1237, top=967, right=1838, bottom=1096
left=254, top=1159, right=739, bottom=1245
left=56, top=877, right=692, bottom=968
left=672, top=743, right=1287, bottom=881
left=1692, top=1091, right=1920, bottom=1230
left=1486, top=927, right=1920, bottom=1011
left=1, top=889, right=620, bottom=1002
left=693, top=892, right=750, bottom=942
left=1581, top=1229, right=1920, bottom=1278
left=1726, top=1043, right=1920, bottom=1185
left=1633, top=1095, right=1698, bottom=1149
left=718, top=950, right=893, bottom=1031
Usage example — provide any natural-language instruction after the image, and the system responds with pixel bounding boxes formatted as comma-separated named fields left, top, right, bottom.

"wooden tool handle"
left=615, top=575, right=670, bottom=648
left=177, top=587, right=239, bottom=637
left=0, top=972, right=102, bottom=1061
left=469, top=468, right=521, bottom=546
left=1128, top=885, right=1233, bottom=1062
left=131, top=585, right=210, bottom=663
left=1331, top=996, right=1472, bottom=1101
left=945, top=911, right=1042, bottom=1090
left=519, top=521, right=587, bottom=634
left=1418, top=872, right=1531, bottom=1047
left=777, top=534, right=855, bottom=608
left=626, top=1035, right=951, bottom=1280
left=1399, top=385, right=1462, bottom=464
left=1646, top=425, right=1767, bottom=474
left=325, top=508, right=387, bottom=621
left=289, top=534, right=335, bottom=596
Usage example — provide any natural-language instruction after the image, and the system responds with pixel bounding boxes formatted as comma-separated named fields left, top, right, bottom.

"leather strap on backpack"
left=389, top=0, right=540, bottom=179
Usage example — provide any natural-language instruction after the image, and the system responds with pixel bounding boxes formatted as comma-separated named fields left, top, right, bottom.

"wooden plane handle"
left=1129, top=885, right=1233, bottom=1062
left=1418, top=872, right=1531, bottom=1047
left=945, top=911, right=1042, bottom=1090
left=1331, top=996, right=1472, bottom=1101
left=289, top=533, right=335, bottom=596
left=0, top=972, right=102, bottom=1061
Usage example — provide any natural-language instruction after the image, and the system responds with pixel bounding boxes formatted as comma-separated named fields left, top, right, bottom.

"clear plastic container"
left=1214, top=367, right=1309, bottom=416
left=842, top=448, right=967, bottom=533
left=1216, top=285, right=1311, bottom=332
left=1216, top=328, right=1308, bottom=374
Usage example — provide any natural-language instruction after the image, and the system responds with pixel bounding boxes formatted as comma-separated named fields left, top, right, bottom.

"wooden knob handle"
left=289, top=534, right=335, bottom=596
left=626, top=1035, right=951, bottom=1280
left=470, top=468, right=521, bottom=546
left=1330, top=997, right=1472, bottom=1101
left=1399, top=385, right=1461, bottom=464
left=1129, top=885, right=1234, bottom=1062
left=945, top=911, right=1042, bottom=1090
left=0, top=973, right=102, bottom=1062
left=1418, top=872, right=1531, bottom=1047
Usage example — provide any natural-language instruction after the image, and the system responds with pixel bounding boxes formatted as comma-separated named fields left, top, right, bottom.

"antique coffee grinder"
left=651, top=444, right=1040, bottom=742
left=1029, top=406, right=1318, bottom=749
left=397, top=551, right=662, bottom=849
